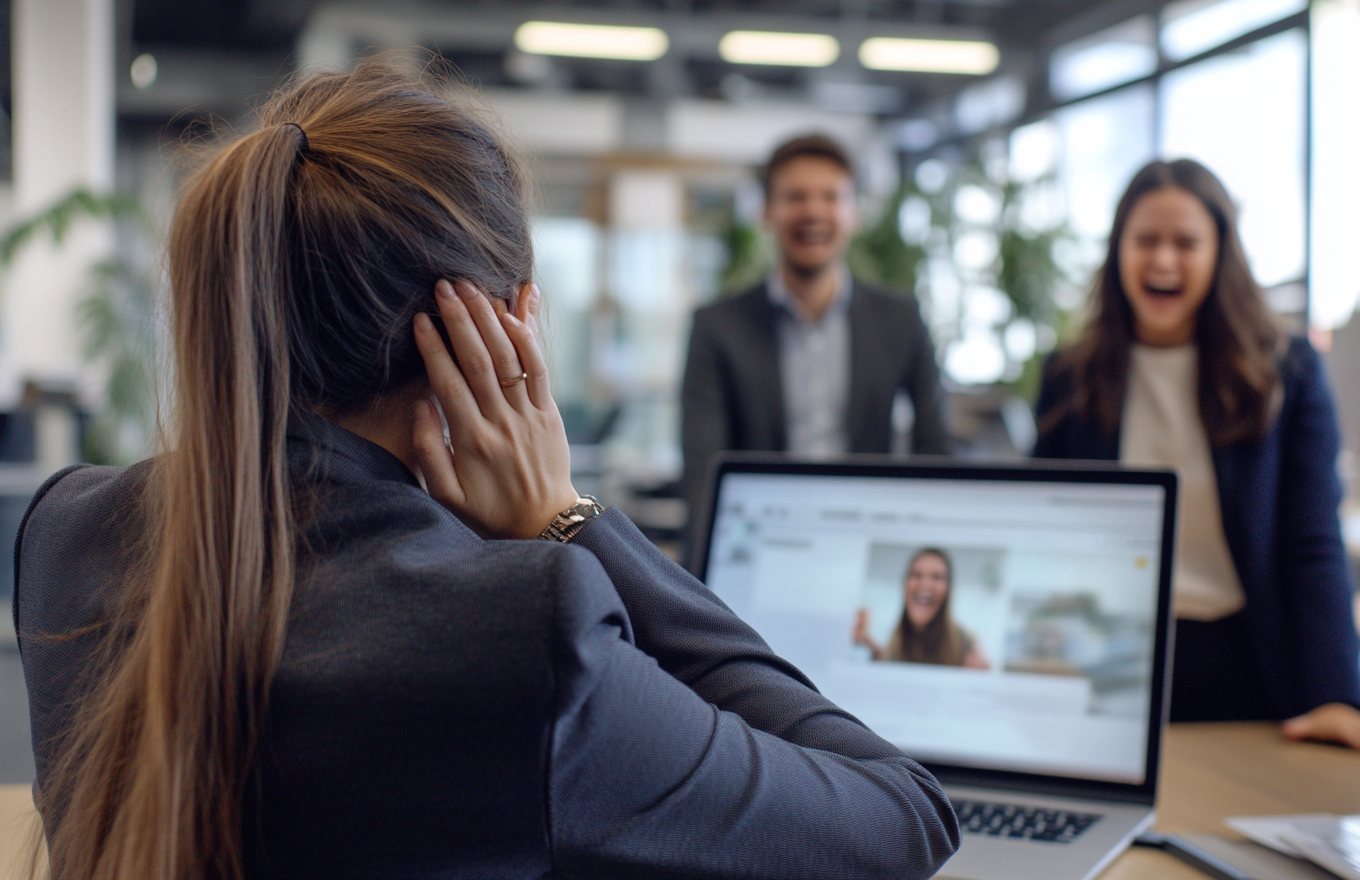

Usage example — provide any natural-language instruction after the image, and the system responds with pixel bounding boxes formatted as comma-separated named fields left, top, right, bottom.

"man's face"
left=764, top=156, right=859, bottom=276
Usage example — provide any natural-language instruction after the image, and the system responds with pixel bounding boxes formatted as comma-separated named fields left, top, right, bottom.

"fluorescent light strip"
left=859, top=37, right=1000, bottom=74
left=719, top=30, right=841, bottom=67
left=514, top=21, right=669, bottom=61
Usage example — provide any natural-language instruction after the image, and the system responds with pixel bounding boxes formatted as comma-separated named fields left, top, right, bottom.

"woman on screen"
left=853, top=548, right=989, bottom=669
left=13, top=62, right=959, bottom=880
left=1032, top=158, right=1360, bottom=748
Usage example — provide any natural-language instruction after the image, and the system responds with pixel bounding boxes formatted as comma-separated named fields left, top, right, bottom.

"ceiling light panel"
left=859, top=37, right=1000, bottom=75
left=514, top=21, right=669, bottom=61
left=719, top=31, right=841, bottom=67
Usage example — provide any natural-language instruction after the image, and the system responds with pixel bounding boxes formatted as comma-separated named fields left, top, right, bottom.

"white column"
left=604, top=169, right=688, bottom=477
left=1311, top=0, right=1360, bottom=330
left=2, top=0, right=115, bottom=408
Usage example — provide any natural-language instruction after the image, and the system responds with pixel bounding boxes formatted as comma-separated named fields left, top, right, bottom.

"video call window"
left=705, top=474, right=1165, bottom=784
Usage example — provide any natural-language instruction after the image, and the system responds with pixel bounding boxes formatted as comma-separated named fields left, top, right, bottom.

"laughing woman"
left=1033, top=159, right=1360, bottom=746
left=853, top=548, right=989, bottom=669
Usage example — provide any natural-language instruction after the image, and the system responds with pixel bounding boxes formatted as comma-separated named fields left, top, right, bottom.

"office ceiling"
left=117, top=0, right=1138, bottom=124
left=0, top=0, right=1154, bottom=149
left=129, top=0, right=1108, bottom=50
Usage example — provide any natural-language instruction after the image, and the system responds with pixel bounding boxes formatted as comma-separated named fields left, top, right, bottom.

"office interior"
left=0, top=0, right=1356, bottom=812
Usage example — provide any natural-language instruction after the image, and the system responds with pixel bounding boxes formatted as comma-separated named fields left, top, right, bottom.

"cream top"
left=1121, top=344, right=1246, bottom=621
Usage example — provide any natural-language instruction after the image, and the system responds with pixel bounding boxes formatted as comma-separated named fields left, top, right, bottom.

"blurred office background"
left=1, top=0, right=1358, bottom=783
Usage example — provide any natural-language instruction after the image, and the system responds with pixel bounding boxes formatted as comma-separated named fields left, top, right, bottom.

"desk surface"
left=0, top=782, right=38, bottom=880
left=2, top=722, right=1359, bottom=879
left=1108, top=722, right=1360, bottom=879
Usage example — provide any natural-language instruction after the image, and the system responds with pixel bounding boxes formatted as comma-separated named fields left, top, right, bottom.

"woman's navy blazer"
left=1033, top=336, right=1360, bottom=718
left=13, top=412, right=959, bottom=879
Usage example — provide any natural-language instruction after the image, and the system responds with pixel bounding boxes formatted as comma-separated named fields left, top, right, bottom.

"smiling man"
left=680, top=135, right=950, bottom=564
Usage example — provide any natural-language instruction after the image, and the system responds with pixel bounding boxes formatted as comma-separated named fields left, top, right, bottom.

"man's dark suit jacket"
left=14, top=412, right=958, bottom=879
left=1034, top=337, right=1360, bottom=719
left=680, top=280, right=949, bottom=548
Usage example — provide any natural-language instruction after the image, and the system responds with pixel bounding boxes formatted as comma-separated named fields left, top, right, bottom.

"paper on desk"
left=1228, top=814, right=1360, bottom=880
left=1228, top=816, right=1334, bottom=859
left=1287, top=818, right=1360, bottom=880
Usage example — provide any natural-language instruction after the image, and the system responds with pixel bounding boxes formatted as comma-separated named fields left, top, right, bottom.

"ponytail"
left=35, top=60, right=533, bottom=880
left=41, top=123, right=304, bottom=880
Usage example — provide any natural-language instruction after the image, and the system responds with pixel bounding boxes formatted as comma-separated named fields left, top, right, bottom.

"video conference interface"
left=703, top=473, right=1168, bottom=785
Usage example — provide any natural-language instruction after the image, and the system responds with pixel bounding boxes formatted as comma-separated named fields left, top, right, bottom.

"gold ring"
left=499, top=371, right=527, bottom=387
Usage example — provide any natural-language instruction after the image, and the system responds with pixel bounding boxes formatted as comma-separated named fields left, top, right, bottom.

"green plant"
left=904, top=149, right=1075, bottom=398
left=848, top=184, right=926, bottom=296
left=996, top=180, right=1069, bottom=329
left=0, top=188, right=159, bottom=464
left=719, top=221, right=772, bottom=295
left=77, top=256, right=160, bottom=464
left=0, top=189, right=148, bottom=262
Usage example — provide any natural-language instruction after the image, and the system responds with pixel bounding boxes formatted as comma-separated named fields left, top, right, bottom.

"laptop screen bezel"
left=694, top=455, right=1178, bottom=807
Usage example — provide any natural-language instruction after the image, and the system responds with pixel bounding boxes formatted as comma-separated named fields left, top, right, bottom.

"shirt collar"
left=286, top=409, right=421, bottom=488
left=767, top=265, right=852, bottom=325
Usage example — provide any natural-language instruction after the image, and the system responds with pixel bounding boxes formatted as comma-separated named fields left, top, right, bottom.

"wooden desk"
left=0, top=783, right=39, bottom=880
left=1107, top=722, right=1360, bottom=878
left=1, top=723, right=1358, bottom=879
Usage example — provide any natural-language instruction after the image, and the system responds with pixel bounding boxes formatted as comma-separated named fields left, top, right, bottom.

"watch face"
left=572, top=497, right=603, bottom=517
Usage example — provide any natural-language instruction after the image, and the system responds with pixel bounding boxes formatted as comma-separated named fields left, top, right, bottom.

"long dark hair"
left=39, top=61, right=533, bottom=880
left=889, top=548, right=968, bottom=666
left=1040, top=159, right=1281, bottom=447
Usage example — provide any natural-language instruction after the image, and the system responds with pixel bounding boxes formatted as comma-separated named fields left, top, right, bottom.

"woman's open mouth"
left=1144, top=283, right=1183, bottom=299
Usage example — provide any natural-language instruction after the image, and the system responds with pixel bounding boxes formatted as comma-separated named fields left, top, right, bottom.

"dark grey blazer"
left=680, top=280, right=949, bottom=543
left=14, top=412, right=959, bottom=879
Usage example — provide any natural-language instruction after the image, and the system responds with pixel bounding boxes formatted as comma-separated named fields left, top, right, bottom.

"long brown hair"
left=888, top=548, right=968, bottom=666
left=38, top=61, right=533, bottom=880
left=1040, top=159, right=1281, bottom=447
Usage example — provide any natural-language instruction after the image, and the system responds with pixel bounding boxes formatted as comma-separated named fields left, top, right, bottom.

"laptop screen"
left=700, top=463, right=1173, bottom=787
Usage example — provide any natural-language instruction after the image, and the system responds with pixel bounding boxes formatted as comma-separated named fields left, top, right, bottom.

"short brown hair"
left=761, top=134, right=854, bottom=196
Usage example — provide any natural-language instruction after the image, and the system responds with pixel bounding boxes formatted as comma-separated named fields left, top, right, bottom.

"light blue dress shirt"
left=767, top=267, right=852, bottom=458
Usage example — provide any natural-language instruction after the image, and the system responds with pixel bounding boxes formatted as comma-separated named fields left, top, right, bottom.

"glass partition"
left=1050, top=17, right=1158, bottom=102
left=1160, top=0, right=1307, bottom=61
left=1310, top=0, right=1360, bottom=329
left=1158, top=29, right=1307, bottom=288
left=1053, top=85, right=1156, bottom=263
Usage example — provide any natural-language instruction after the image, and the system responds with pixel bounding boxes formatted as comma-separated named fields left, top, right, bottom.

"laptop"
left=694, top=456, right=1177, bottom=880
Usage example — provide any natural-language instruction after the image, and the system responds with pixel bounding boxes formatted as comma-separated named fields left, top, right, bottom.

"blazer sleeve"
left=1274, top=342, right=1360, bottom=711
left=546, top=532, right=959, bottom=879
left=575, top=509, right=905, bottom=750
left=680, top=310, right=732, bottom=529
left=901, top=297, right=951, bottom=456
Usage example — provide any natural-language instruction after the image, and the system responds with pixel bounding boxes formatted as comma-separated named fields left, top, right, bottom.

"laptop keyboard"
left=951, top=799, right=1103, bottom=844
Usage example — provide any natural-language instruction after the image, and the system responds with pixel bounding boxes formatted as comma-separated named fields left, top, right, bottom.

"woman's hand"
left=852, top=609, right=882, bottom=659
left=852, top=609, right=871, bottom=645
left=411, top=279, right=579, bottom=539
left=1282, top=702, right=1360, bottom=749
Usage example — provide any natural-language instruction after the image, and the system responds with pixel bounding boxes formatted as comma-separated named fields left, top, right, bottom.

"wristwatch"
left=539, top=496, right=605, bottom=543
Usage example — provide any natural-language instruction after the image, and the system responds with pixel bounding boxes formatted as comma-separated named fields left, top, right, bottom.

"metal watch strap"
left=539, top=495, right=605, bottom=543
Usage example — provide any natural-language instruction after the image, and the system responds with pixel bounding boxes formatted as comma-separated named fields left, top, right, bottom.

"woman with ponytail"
left=13, top=63, right=957, bottom=880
